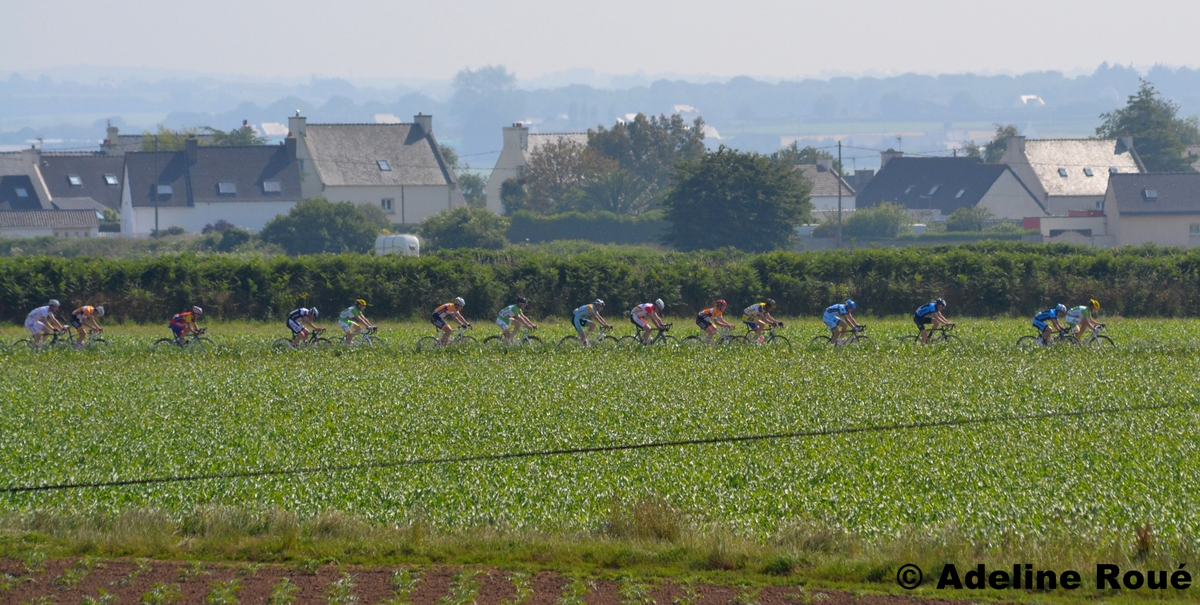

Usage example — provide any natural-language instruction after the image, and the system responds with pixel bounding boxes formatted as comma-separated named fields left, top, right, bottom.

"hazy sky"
left=4, top=0, right=1197, bottom=82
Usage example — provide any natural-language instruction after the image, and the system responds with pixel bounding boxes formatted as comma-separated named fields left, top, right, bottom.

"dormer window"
left=1083, top=168, right=1094, bottom=177
left=157, top=184, right=173, bottom=196
left=904, top=185, right=914, bottom=194
left=928, top=185, right=940, bottom=195
left=15, top=187, right=28, bottom=198
left=377, top=159, right=392, bottom=171
left=262, top=179, right=282, bottom=193
left=1057, top=168, right=1068, bottom=177
left=955, top=188, right=966, bottom=198
left=1143, top=188, right=1158, bottom=201
left=218, top=182, right=237, bottom=195
left=104, top=174, right=118, bottom=186
left=67, top=174, right=82, bottom=186
left=1110, top=167, right=1120, bottom=174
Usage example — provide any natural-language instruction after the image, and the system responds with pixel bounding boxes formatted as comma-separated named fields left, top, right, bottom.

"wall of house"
left=1118, top=214, right=1200, bottom=247
left=322, top=185, right=458, bottom=224
left=485, top=126, right=529, bottom=214
left=128, top=201, right=300, bottom=234
left=811, top=195, right=856, bottom=212
left=977, top=172, right=1046, bottom=220
left=1046, top=195, right=1105, bottom=215
left=0, top=226, right=97, bottom=238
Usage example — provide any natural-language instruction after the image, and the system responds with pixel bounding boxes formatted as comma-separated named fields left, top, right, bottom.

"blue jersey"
left=1033, top=308, right=1058, bottom=322
left=573, top=304, right=598, bottom=319
left=824, top=304, right=848, bottom=316
left=915, top=302, right=938, bottom=317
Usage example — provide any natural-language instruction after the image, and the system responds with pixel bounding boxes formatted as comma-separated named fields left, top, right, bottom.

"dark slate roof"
left=856, top=157, right=1034, bottom=214
left=0, top=210, right=98, bottom=229
left=0, top=175, right=42, bottom=211
left=1109, top=173, right=1200, bottom=215
left=303, top=123, right=455, bottom=187
left=50, top=197, right=107, bottom=212
left=124, top=151, right=191, bottom=207
left=189, top=145, right=302, bottom=203
left=38, top=153, right=125, bottom=209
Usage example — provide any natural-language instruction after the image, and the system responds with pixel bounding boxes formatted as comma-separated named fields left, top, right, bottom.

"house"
left=855, top=153, right=1045, bottom=222
left=1000, top=135, right=1142, bottom=215
left=1104, top=173, right=1200, bottom=247
left=287, top=113, right=464, bottom=224
left=796, top=160, right=855, bottom=212
left=0, top=209, right=98, bottom=238
left=0, top=149, right=50, bottom=210
left=120, top=138, right=303, bottom=235
left=485, top=123, right=588, bottom=214
left=37, top=153, right=124, bottom=211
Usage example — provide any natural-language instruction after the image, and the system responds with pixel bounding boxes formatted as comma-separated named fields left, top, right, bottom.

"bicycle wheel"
left=15, top=338, right=36, bottom=350
left=482, top=335, right=505, bottom=345
left=810, top=334, right=833, bottom=345
left=618, top=335, right=643, bottom=346
left=938, top=334, right=961, bottom=345
left=682, top=335, right=706, bottom=346
left=1016, top=335, right=1041, bottom=348
left=312, top=337, right=333, bottom=348
left=899, top=334, right=920, bottom=344
left=89, top=337, right=109, bottom=348
left=558, top=334, right=584, bottom=348
left=1083, top=334, right=1114, bottom=347
left=764, top=335, right=792, bottom=350
left=415, top=336, right=441, bottom=352
left=354, top=334, right=382, bottom=347
left=273, top=338, right=295, bottom=351
left=653, top=334, right=680, bottom=346
left=152, top=338, right=179, bottom=351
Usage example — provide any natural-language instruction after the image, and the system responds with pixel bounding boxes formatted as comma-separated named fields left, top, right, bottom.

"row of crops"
left=1, top=318, right=1196, bottom=543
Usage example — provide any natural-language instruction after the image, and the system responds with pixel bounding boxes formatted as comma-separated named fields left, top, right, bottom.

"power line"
left=1, top=400, right=1189, bottom=494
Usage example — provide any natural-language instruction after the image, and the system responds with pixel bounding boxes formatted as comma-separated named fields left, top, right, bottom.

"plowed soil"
left=0, top=559, right=1012, bottom=605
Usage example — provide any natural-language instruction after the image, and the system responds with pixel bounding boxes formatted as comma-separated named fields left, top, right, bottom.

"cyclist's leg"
left=821, top=313, right=840, bottom=343
left=631, top=315, right=650, bottom=343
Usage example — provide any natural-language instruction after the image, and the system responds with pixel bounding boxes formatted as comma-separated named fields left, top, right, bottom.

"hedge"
left=506, top=211, right=667, bottom=245
left=2, top=242, right=1199, bottom=323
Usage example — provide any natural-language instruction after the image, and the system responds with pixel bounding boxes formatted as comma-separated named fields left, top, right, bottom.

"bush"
left=418, top=207, right=508, bottom=250
left=842, top=202, right=911, bottom=238
left=945, top=206, right=993, bottom=232
left=506, top=210, right=667, bottom=245
left=260, top=198, right=380, bottom=255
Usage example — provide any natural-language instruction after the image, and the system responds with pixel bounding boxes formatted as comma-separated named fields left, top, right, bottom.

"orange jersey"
left=433, top=302, right=460, bottom=318
left=72, top=306, right=97, bottom=318
left=698, top=306, right=724, bottom=319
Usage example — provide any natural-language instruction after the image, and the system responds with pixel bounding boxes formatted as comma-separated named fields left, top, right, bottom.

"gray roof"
left=117, top=134, right=214, bottom=154
left=189, top=145, right=302, bottom=203
left=50, top=197, right=107, bottom=211
left=795, top=164, right=856, bottom=197
left=857, top=157, right=1039, bottom=214
left=0, top=210, right=98, bottom=229
left=1022, top=139, right=1141, bottom=197
left=1110, top=173, right=1200, bottom=215
left=0, top=175, right=42, bottom=211
left=303, top=123, right=455, bottom=187
left=124, top=151, right=190, bottom=207
left=38, top=153, right=125, bottom=209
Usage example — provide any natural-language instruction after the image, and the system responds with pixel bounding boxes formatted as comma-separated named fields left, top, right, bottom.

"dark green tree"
left=1097, top=80, right=1200, bottom=172
left=457, top=171, right=488, bottom=208
left=500, top=178, right=528, bottom=215
left=260, top=198, right=381, bottom=255
left=771, top=142, right=843, bottom=173
left=141, top=125, right=199, bottom=151
left=962, top=124, right=1019, bottom=163
left=588, top=113, right=706, bottom=191
left=418, top=206, right=508, bottom=250
left=662, top=147, right=811, bottom=252
left=944, top=206, right=994, bottom=232
left=842, top=202, right=912, bottom=238
left=203, top=123, right=268, bottom=146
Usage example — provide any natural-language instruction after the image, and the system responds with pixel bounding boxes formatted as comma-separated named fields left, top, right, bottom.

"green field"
left=1, top=317, right=1197, bottom=548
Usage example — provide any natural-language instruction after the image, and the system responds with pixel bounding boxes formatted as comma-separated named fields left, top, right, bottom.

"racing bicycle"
left=275, top=327, right=332, bottom=350
left=812, top=324, right=867, bottom=346
left=416, top=324, right=477, bottom=351
left=152, top=328, right=214, bottom=350
left=900, top=324, right=960, bottom=345
left=483, top=325, right=542, bottom=348
left=621, top=323, right=678, bottom=346
left=557, top=325, right=620, bottom=348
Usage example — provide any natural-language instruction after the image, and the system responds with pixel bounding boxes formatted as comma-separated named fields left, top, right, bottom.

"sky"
left=3, top=0, right=1199, bottom=83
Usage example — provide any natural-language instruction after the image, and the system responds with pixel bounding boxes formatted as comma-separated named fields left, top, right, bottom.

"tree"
left=588, top=113, right=706, bottom=191
left=260, top=198, right=381, bottom=255
left=418, top=207, right=508, bottom=250
left=355, top=201, right=393, bottom=231
left=523, top=138, right=616, bottom=213
left=961, top=124, right=1018, bottom=163
left=203, top=123, right=267, bottom=146
left=842, top=202, right=912, bottom=238
left=570, top=171, right=654, bottom=215
left=439, top=143, right=460, bottom=172
left=1097, top=79, right=1200, bottom=172
left=457, top=171, right=488, bottom=209
left=141, top=125, right=199, bottom=151
left=662, top=147, right=812, bottom=252
left=944, top=206, right=994, bottom=232
left=500, top=178, right=528, bottom=215
left=771, top=142, right=843, bottom=173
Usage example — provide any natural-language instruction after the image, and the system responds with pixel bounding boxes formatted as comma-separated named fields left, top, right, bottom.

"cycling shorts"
left=822, top=313, right=842, bottom=330
left=170, top=322, right=186, bottom=336
left=1033, top=319, right=1049, bottom=332
left=696, top=315, right=713, bottom=330
left=1064, top=315, right=1082, bottom=326
left=743, top=320, right=761, bottom=330
left=70, top=314, right=86, bottom=329
left=287, top=317, right=305, bottom=335
left=338, top=319, right=358, bottom=333
left=496, top=317, right=513, bottom=330
left=25, top=319, right=45, bottom=336
left=431, top=312, right=447, bottom=329
left=913, top=314, right=932, bottom=329
left=631, top=314, right=650, bottom=330
left=573, top=315, right=591, bottom=333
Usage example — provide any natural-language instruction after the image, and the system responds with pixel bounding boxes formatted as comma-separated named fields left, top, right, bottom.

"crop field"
left=1, top=317, right=1198, bottom=544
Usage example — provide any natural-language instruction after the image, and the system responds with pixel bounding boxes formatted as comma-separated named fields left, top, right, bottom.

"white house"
left=999, top=135, right=1143, bottom=215
left=485, top=123, right=588, bottom=214
left=855, top=153, right=1045, bottom=222
left=0, top=209, right=98, bottom=238
left=1104, top=173, right=1200, bottom=247
left=796, top=160, right=855, bottom=212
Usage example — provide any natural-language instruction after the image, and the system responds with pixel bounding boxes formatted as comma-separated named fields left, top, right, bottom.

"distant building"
left=485, top=123, right=588, bottom=214
left=287, top=113, right=464, bottom=224
left=796, top=160, right=855, bottom=212
left=1104, top=173, right=1200, bottom=247
left=855, top=153, right=1044, bottom=222
left=0, top=209, right=99, bottom=238
left=1000, top=135, right=1142, bottom=215
left=38, top=152, right=124, bottom=211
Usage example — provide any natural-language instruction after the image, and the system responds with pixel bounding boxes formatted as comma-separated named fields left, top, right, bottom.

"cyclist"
left=1066, top=298, right=1104, bottom=339
left=287, top=306, right=322, bottom=346
left=914, top=298, right=953, bottom=344
left=70, top=304, right=105, bottom=346
left=1032, top=304, right=1068, bottom=345
left=743, top=298, right=782, bottom=343
left=696, top=299, right=735, bottom=343
left=822, top=299, right=861, bottom=344
left=631, top=298, right=668, bottom=344
left=25, top=299, right=65, bottom=347
left=572, top=299, right=612, bottom=345
left=338, top=299, right=376, bottom=345
left=496, top=296, right=537, bottom=344
left=432, top=297, right=470, bottom=346
left=170, top=306, right=204, bottom=344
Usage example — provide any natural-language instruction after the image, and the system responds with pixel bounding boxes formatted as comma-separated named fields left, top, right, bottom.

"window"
left=904, top=185, right=914, bottom=194
left=955, top=188, right=966, bottom=198
left=1083, top=168, right=1094, bottom=177
left=1143, top=188, right=1158, bottom=201
left=1095, top=201, right=1103, bottom=210
left=218, top=182, right=237, bottom=195
left=156, top=184, right=173, bottom=196
left=376, top=159, right=392, bottom=171
left=1057, top=168, right=1068, bottom=177
left=928, top=185, right=940, bottom=195
left=15, top=187, right=28, bottom=198
left=262, top=179, right=282, bottom=193
left=67, top=174, right=82, bottom=186
left=104, top=174, right=118, bottom=186
left=1192, top=224, right=1200, bottom=236
left=381, top=198, right=394, bottom=212
left=1110, top=167, right=1120, bottom=174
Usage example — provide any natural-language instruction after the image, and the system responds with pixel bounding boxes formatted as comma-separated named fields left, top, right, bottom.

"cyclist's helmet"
left=516, top=296, right=528, bottom=305
left=96, top=306, right=105, bottom=317
left=1090, top=298, right=1100, bottom=310
left=715, top=299, right=727, bottom=307
left=654, top=298, right=665, bottom=311
left=765, top=298, right=777, bottom=308
left=454, top=296, right=466, bottom=308
left=1055, top=303, right=1067, bottom=314
left=845, top=299, right=857, bottom=310
left=48, top=299, right=60, bottom=308
left=192, top=306, right=203, bottom=315
left=310, top=307, right=319, bottom=319
left=935, top=298, right=946, bottom=308
left=594, top=299, right=605, bottom=307
left=356, top=299, right=368, bottom=307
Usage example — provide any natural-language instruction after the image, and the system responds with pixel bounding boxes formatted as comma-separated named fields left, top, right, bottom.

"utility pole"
left=836, top=141, right=843, bottom=248
left=153, top=135, right=159, bottom=235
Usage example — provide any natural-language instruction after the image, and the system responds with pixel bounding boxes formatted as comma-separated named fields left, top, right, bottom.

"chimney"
left=1006, top=134, right=1026, bottom=157
left=285, top=132, right=297, bottom=160
left=503, top=122, right=529, bottom=152
left=101, top=123, right=123, bottom=156
left=880, top=148, right=903, bottom=168
left=288, top=112, right=307, bottom=138
left=413, top=112, right=433, bottom=136
left=1116, top=133, right=1134, bottom=155
left=815, top=158, right=833, bottom=172
left=185, top=136, right=199, bottom=164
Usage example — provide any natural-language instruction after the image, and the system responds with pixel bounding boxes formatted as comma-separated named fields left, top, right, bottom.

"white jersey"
left=26, top=306, right=54, bottom=324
